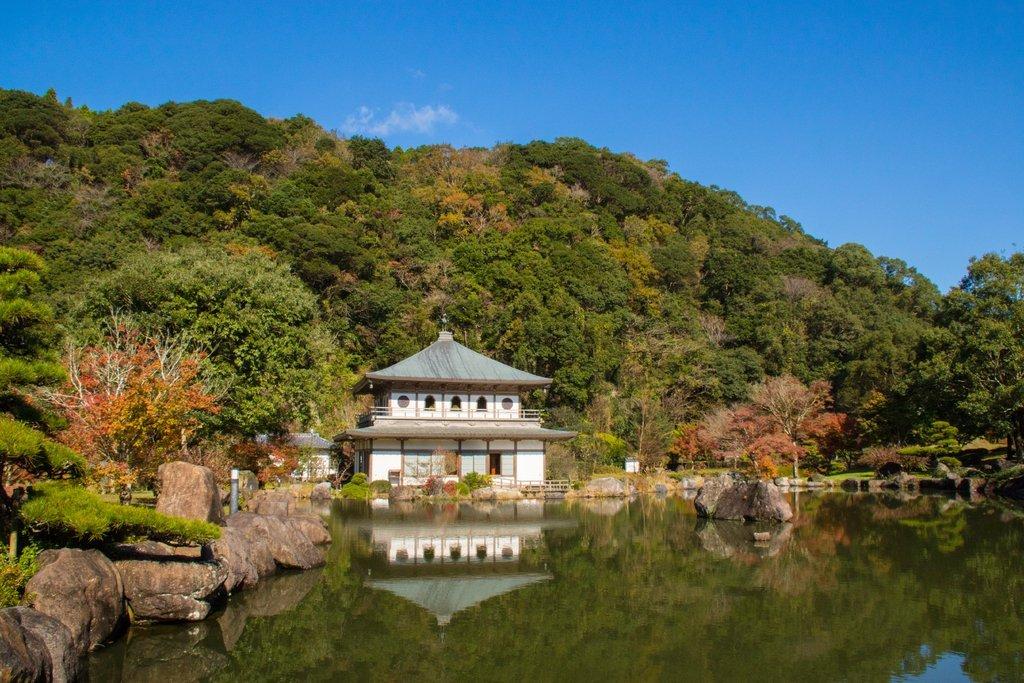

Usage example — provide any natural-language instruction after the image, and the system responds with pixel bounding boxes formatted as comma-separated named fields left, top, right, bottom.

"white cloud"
left=342, top=103, right=458, bottom=137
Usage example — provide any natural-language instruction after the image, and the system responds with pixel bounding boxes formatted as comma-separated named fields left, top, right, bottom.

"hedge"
left=20, top=482, right=220, bottom=545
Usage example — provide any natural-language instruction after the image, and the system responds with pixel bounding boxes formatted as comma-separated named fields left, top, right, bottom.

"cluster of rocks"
left=838, top=465, right=1024, bottom=500
left=0, top=461, right=331, bottom=681
left=694, top=475, right=793, bottom=523
left=773, top=475, right=833, bottom=490
left=568, top=477, right=634, bottom=498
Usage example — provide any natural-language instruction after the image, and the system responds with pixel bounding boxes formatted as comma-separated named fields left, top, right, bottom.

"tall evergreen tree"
left=0, top=247, right=84, bottom=531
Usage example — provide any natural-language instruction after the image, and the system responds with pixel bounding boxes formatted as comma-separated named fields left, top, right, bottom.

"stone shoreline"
left=0, top=465, right=331, bottom=682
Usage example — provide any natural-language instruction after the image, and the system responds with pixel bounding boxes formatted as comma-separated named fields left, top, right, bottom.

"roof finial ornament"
left=438, top=312, right=453, bottom=342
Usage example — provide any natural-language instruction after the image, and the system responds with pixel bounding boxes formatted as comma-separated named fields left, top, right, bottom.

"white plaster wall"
left=370, top=452, right=402, bottom=482
left=515, top=451, right=545, bottom=482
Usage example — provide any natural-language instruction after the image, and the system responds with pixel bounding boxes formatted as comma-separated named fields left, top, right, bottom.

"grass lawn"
left=824, top=470, right=874, bottom=481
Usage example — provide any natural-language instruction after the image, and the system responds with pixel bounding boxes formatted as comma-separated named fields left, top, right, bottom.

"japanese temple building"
left=336, top=330, right=576, bottom=486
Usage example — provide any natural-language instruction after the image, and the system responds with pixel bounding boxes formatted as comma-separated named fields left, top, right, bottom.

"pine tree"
left=0, top=247, right=84, bottom=533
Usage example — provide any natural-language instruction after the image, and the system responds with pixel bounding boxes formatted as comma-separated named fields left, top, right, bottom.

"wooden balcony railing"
left=361, top=405, right=543, bottom=422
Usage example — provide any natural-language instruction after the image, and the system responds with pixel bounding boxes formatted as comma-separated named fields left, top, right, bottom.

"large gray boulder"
left=27, top=548, right=125, bottom=653
left=471, top=487, right=524, bottom=501
left=695, top=476, right=792, bottom=523
left=115, top=559, right=227, bottom=622
left=0, top=607, right=53, bottom=682
left=389, top=485, right=419, bottom=502
left=209, top=527, right=263, bottom=593
left=156, top=461, right=224, bottom=524
left=3, top=607, right=80, bottom=683
left=579, top=477, right=630, bottom=498
left=287, top=514, right=331, bottom=545
left=309, top=481, right=332, bottom=501
left=226, top=512, right=324, bottom=570
left=245, top=489, right=296, bottom=516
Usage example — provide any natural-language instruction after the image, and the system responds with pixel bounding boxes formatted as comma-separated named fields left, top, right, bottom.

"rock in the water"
left=695, top=477, right=792, bottom=522
left=27, top=548, right=125, bottom=654
left=679, top=477, right=702, bottom=490
left=958, top=477, right=987, bottom=496
left=891, top=472, right=918, bottom=489
left=840, top=478, right=861, bottom=491
left=226, top=513, right=324, bottom=570
left=245, top=489, right=296, bottom=516
left=389, top=485, right=419, bottom=502
left=209, top=528, right=261, bottom=593
left=3, top=607, right=80, bottom=683
left=115, top=559, right=227, bottom=622
left=156, top=461, right=224, bottom=524
left=287, top=514, right=331, bottom=545
left=579, top=477, right=630, bottom=498
left=0, top=607, right=52, bottom=682
left=773, top=477, right=790, bottom=487
left=471, top=487, right=523, bottom=501
left=309, top=481, right=332, bottom=501
left=995, top=472, right=1024, bottom=500
left=693, top=475, right=734, bottom=516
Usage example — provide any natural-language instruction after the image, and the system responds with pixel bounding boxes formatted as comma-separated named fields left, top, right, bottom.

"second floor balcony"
left=358, top=405, right=543, bottom=427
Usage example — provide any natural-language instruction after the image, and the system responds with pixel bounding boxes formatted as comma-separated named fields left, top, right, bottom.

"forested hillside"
left=1, top=88, right=1020, bottom=475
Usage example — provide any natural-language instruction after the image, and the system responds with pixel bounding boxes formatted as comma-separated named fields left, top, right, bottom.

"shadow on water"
left=88, top=492, right=1024, bottom=682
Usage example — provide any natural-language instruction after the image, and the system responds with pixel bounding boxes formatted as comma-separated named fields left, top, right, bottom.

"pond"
left=87, top=492, right=1024, bottom=682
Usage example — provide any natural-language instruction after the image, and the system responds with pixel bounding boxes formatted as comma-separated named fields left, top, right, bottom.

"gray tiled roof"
left=338, top=424, right=577, bottom=441
left=286, top=431, right=334, bottom=450
left=363, top=331, right=550, bottom=386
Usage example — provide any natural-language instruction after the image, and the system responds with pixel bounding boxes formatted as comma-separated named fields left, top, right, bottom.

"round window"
left=397, top=395, right=410, bottom=408
left=501, top=397, right=514, bottom=410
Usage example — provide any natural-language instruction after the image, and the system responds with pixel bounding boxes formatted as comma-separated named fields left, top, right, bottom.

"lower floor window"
left=461, top=453, right=487, bottom=475
left=402, top=452, right=446, bottom=478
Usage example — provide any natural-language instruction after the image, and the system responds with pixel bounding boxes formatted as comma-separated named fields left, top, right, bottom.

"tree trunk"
left=1010, top=409, right=1024, bottom=460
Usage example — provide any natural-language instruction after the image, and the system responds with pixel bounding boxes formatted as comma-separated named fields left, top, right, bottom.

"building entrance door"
left=489, top=452, right=502, bottom=475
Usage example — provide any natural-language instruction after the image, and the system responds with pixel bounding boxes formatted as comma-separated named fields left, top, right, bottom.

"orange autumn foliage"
left=48, top=319, right=220, bottom=483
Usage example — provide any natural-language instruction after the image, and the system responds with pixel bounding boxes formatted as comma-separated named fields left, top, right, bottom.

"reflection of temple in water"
left=359, top=501, right=573, bottom=625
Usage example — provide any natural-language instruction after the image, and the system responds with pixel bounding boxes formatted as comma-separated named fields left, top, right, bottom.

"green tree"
left=0, top=247, right=85, bottom=532
left=938, top=253, right=1024, bottom=458
left=83, top=245, right=329, bottom=436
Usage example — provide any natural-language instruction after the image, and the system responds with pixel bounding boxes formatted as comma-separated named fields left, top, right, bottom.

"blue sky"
left=2, top=1, right=1021, bottom=290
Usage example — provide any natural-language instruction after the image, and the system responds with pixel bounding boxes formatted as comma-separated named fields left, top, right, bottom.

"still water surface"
left=88, top=492, right=1024, bottom=682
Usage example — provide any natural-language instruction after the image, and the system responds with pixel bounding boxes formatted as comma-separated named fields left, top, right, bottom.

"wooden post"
left=457, top=439, right=463, bottom=477
left=513, top=440, right=518, bottom=484
left=400, top=438, right=406, bottom=486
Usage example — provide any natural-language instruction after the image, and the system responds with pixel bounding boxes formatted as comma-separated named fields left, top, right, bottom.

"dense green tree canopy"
left=1, top=87, right=1013, bottom=458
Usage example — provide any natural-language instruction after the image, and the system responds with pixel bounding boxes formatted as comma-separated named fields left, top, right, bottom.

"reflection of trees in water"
left=88, top=496, right=1024, bottom=681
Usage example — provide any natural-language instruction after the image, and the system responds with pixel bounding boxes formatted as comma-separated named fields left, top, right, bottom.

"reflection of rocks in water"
left=696, top=519, right=793, bottom=560
left=575, top=498, right=626, bottom=517
left=217, top=569, right=321, bottom=651
left=90, top=621, right=228, bottom=683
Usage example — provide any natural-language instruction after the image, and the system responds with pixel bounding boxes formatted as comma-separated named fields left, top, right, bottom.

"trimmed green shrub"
left=20, top=482, right=220, bottom=545
left=462, top=472, right=491, bottom=491
left=338, top=480, right=370, bottom=500
left=938, top=456, right=962, bottom=470
left=0, top=545, right=38, bottom=608
left=350, top=472, right=368, bottom=485
left=369, top=480, right=391, bottom=494
left=456, top=482, right=470, bottom=497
